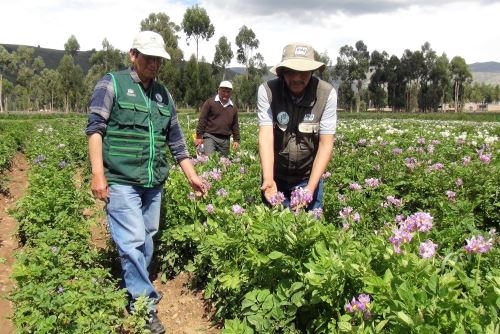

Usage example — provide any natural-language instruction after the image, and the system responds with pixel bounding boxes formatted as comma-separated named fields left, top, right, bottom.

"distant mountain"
left=468, top=61, right=500, bottom=85
left=1, top=44, right=94, bottom=73
left=469, top=61, right=500, bottom=73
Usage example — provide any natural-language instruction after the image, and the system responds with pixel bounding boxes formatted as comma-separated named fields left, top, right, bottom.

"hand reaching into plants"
left=261, top=179, right=277, bottom=203
left=179, top=158, right=208, bottom=198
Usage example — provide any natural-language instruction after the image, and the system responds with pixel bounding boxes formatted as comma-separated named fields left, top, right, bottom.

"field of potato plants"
left=0, top=112, right=498, bottom=333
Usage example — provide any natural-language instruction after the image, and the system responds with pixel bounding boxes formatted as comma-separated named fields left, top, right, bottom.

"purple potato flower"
left=232, top=204, right=245, bottom=216
left=419, top=240, right=438, bottom=259
left=269, top=192, right=285, bottom=206
left=310, top=208, right=323, bottom=220
left=345, top=293, right=372, bottom=319
left=290, top=187, right=313, bottom=211
left=464, top=235, right=493, bottom=254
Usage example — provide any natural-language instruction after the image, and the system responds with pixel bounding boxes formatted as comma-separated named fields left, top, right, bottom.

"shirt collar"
left=215, top=94, right=233, bottom=107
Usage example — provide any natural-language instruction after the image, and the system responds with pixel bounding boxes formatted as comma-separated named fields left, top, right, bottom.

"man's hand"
left=260, top=179, right=278, bottom=203
left=195, top=138, right=204, bottom=146
left=232, top=141, right=240, bottom=150
left=91, top=173, right=109, bottom=202
left=189, top=174, right=208, bottom=197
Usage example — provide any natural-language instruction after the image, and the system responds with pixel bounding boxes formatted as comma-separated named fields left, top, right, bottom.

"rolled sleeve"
left=85, top=74, right=114, bottom=136
left=257, top=84, right=273, bottom=126
left=319, top=88, right=337, bottom=135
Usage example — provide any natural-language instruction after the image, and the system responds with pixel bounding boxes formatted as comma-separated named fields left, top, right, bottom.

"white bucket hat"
left=219, top=80, right=233, bottom=90
left=131, top=31, right=171, bottom=60
left=270, top=43, right=325, bottom=76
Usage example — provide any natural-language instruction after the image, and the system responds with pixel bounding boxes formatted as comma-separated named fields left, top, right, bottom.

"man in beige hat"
left=258, top=43, right=337, bottom=211
left=86, top=30, right=206, bottom=334
left=195, top=80, right=240, bottom=156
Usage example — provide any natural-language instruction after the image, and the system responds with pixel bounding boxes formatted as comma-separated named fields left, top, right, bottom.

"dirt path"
left=90, top=202, right=220, bottom=334
left=0, top=158, right=220, bottom=334
left=0, top=153, right=29, bottom=334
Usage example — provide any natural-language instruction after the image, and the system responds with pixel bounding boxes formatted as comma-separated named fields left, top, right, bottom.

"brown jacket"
left=196, top=96, right=240, bottom=142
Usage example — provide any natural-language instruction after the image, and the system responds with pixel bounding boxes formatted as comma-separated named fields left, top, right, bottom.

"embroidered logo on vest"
left=303, top=114, right=315, bottom=121
left=127, top=89, right=136, bottom=97
left=277, top=111, right=289, bottom=125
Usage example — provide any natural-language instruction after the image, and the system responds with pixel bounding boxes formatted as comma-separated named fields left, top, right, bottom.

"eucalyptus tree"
left=183, top=54, right=201, bottom=110
left=385, top=55, right=405, bottom=111
left=64, top=35, right=80, bottom=57
left=57, top=54, right=84, bottom=112
left=430, top=54, right=451, bottom=111
left=0, top=45, right=14, bottom=112
left=333, top=47, right=354, bottom=111
left=333, top=41, right=369, bottom=112
left=314, top=50, right=333, bottom=83
left=400, top=49, right=425, bottom=112
left=233, top=52, right=267, bottom=111
left=213, top=36, right=233, bottom=80
left=368, top=50, right=388, bottom=110
left=40, top=68, right=60, bottom=111
left=418, top=42, right=439, bottom=112
left=181, top=5, right=215, bottom=61
left=12, top=46, right=45, bottom=111
left=450, top=56, right=472, bottom=112
left=235, top=25, right=259, bottom=79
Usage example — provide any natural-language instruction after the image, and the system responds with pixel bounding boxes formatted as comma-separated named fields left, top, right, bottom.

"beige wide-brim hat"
left=131, top=31, right=171, bottom=60
left=270, top=43, right=325, bottom=76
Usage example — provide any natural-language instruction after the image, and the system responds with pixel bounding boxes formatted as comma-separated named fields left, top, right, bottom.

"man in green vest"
left=258, top=43, right=337, bottom=211
left=86, top=31, right=205, bottom=334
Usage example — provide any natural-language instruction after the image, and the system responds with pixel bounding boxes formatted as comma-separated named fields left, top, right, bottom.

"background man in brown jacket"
left=195, top=81, right=240, bottom=156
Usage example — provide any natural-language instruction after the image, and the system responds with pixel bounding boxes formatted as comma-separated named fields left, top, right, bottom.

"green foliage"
left=3, top=118, right=129, bottom=333
left=158, top=116, right=499, bottom=332
left=182, top=5, right=215, bottom=61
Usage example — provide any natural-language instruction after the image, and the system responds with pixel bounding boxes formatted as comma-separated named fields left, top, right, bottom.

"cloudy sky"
left=1, top=0, right=499, bottom=67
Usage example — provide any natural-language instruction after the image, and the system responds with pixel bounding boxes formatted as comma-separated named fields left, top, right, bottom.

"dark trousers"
left=203, top=133, right=230, bottom=156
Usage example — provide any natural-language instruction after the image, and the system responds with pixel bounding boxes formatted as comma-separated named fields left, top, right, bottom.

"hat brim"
left=270, top=58, right=325, bottom=75
left=137, top=47, right=171, bottom=60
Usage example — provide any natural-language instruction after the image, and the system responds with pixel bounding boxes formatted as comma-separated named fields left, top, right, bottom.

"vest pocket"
left=298, top=122, right=319, bottom=134
left=106, top=144, right=143, bottom=183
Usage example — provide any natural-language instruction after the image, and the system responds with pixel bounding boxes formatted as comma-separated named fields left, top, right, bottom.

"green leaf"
left=397, top=311, right=414, bottom=326
left=267, top=251, right=284, bottom=260
left=376, top=319, right=389, bottom=333
left=338, top=321, right=352, bottom=332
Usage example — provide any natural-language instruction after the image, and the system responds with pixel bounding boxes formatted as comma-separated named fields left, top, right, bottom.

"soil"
left=0, top=156, right=221, bottom=334
left=89, top=190, right=222, bottom=334
left=0, top=153, right=29, bottom=334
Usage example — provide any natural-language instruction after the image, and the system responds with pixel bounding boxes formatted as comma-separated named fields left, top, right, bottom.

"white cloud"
left=1, top=0, right=499, bottom=69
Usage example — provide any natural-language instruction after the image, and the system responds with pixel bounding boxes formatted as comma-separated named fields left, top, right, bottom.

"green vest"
left=264, top=76, right=333, bottom=183
left=103, top=69, right=174, bottom=187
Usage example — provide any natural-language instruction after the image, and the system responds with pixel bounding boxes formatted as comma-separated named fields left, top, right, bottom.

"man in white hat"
left=257, top=43, right=337, bottom=211
left=195, top=80, right=240, bottom=156
left=86, top=30, right=206, bottom=334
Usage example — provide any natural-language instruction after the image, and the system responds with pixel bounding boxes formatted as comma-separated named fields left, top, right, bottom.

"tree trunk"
left=454, top=81, right=459, bottom=113
left=0, top=73, right=3, bottom=112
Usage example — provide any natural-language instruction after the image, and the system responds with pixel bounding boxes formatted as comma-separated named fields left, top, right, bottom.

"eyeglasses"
left=143, top=54, right=163, bottom=64
left=136, top=51, right=163, bottom=64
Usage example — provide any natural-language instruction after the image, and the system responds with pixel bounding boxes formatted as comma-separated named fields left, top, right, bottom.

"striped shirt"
left=85, top=68, right=190, bottom=162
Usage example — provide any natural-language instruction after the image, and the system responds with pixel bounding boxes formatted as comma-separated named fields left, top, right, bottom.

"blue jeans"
left=106, top=184, right=162, bottom=311
left=262, top=178, right=324, bottom=211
